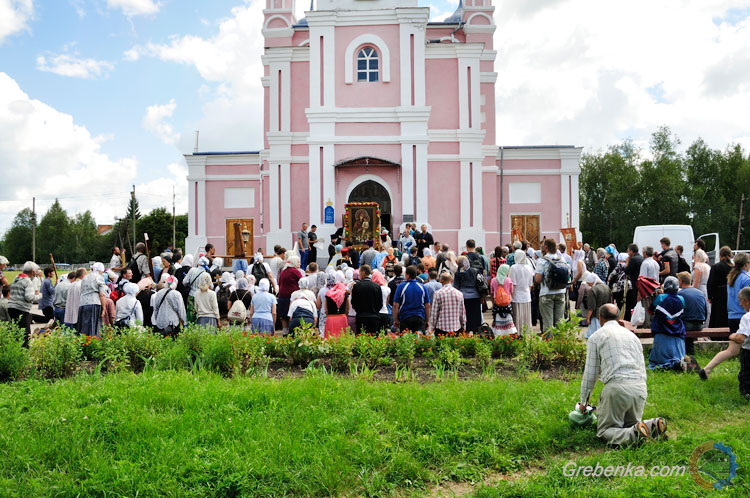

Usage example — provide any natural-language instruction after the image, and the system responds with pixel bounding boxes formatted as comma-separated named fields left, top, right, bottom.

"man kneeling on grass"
left=579, top=304, right=667, bottom=445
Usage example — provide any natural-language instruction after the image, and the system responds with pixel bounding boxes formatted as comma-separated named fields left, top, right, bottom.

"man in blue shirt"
left=677, top=272, right=707, bottom=356
left=393, top=266, right=431, bottom=333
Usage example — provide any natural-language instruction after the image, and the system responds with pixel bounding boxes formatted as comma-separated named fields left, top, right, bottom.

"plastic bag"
left=631, top=302, right=645, bottom=327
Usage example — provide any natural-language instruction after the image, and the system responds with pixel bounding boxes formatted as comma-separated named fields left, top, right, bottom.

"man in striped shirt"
left=428, top=273, right=466, bottom=336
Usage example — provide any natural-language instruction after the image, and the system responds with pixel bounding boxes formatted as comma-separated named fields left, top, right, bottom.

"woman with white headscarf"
left=250, top=278, right=277, bottom=335
left=422, top=248, right=436, bottom=272
left=585, top=272, right=612, bottom=338
left=7, top=261, right=41, bottom=346
left=184, top=256, right=210, bottom=322
left=77, top=262, right=109, bottom=337
left=114, top=282, right=143, bottom=328
left=194, top=272, right=220, bottom=330
left=508, top=249, right=533, bottom=333
left=277, top=255, right=304, bottom=335
left=288, top=277, right=318, bottom=335
left=248, top=252, right=275, bottom=293
left=152, top=256, right=163, bottom=283
left=151, top=275, right=186, bottom=337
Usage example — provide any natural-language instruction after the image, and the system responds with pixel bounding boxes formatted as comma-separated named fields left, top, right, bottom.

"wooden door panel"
left=224, top=218, right=254, bottom=264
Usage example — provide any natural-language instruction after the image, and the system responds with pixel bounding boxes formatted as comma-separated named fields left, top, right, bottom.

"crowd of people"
left=2, top=223, right=750, bottom=449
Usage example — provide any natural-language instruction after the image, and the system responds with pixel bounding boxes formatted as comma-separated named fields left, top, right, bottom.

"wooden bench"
left=621, top=321, right=730, bottom=339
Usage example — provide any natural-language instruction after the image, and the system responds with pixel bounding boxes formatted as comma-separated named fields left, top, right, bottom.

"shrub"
left=492, top=334, right=522, bottom=358
left=0, top=321, right=29, bottom=381
left=78, top=335, right=104, bottom=362
left=99, top=327, right=163, bottom=373
left=155, top=340, right=191, bottom=371
left=201, top=333, right=237, bottom=376
left=286, top=322, right=327, bottom=367
left=229, top=330, right=270, bottom=375
left=29, top=330, right=82, bottom=379
left=435, top=346, right=462, bottom=371
left=475, top=340, right=493, bottom=369
left=329, top=331, right=356, bottom=371
left=517, top=334, right=555, bottom=370
left=176, top=325, right=208, bottom=360
left=392, top=333, right=417, bottom=367
left=356, top=333, right=390, bottom=369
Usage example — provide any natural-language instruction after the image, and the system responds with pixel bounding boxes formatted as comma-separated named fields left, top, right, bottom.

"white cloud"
left=0, top=0, right=33, bottom=43
left=69, top=0, right=85, bottom=18
left=0, top=73, right=186, bottom=235
left=36, top=52, right=114, bottom=79
left=491, top=0, right=750, bottom=152
left=125, top=0, right=265, bottom=152
left=106, top=0, right=160, bottom=17
left=142, top=99, right=180, bottom=145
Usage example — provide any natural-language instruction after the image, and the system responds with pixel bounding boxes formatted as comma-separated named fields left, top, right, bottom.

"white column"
left=560, top=174, right=571, bottom=229
left=460, top=161, right=470, bottom=229
left=188, top=180, right=196, bottom=238
left=269, top=164, right=280, bottom=231
left=323, top=27, right=335, bottom=109
left=415, top=143, right=428, bottom=222
left=401, top=143, right=414, bottom=219
left=280, top=162, right=291, bottom=231
left=472, top=160, right=482, bottom=228
left=470, top=60, right=480, bottom=131
left=457, top=60, right=469, bottom=130
left=269, top=63, right=280, bottom=132
left=280, top=62, right=291, bottom=132
left=399, top=24, right=412, bottom=107
left=570, top=174, right=580, bottom=229
left=413, top=27, right=426, bottom=107
left=308, top=146, right=321, bottom=226
left=309, top=30, right=321, bottom=110
left=322, top=144, right=335, bottom=214
left=197, top=180, right=206, bottom=237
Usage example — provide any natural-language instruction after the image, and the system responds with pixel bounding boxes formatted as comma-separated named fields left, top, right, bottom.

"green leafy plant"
left=492, top=334, right=522, bottom=358
left=392, top=332, right=416, bottom=367
left=201, top=333, right=237, bottom=376
left=0, top=321, right=29, bottom=381
left=356, top=333, right=390, bottom=369
left=286, top=321, right=326, bottom=367
left=328, top=331, right=356, bottom=371
left=29, top=329, right=82, bottom=379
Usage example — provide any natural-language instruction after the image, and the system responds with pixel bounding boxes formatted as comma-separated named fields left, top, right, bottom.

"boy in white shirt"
left=728, top=287, right=750, bottom=399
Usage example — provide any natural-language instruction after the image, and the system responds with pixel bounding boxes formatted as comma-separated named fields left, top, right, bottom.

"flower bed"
left=0, top=319, right=587, bottom=382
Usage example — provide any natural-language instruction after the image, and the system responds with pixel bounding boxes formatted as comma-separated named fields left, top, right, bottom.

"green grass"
left=0, top=355, right=747, bottom=497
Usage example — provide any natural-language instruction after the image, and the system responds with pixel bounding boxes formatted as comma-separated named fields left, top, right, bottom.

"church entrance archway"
left=348, top=180, right=392, bottom=236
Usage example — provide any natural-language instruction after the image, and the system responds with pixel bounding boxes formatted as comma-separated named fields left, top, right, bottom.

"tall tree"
left=138, top=207, right=187, bottom=255
left=66, top=211, right=98, bottom=263
left=37, top=199, right=71, bottom=263
left=0, top=208, right=34, bottom=264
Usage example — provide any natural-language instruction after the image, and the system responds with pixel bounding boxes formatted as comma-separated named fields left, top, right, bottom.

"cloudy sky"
left=1, top=0, right=748, bottom=234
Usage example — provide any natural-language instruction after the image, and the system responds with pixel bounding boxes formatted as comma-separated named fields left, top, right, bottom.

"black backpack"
left=384, top=255, right=398, bottom=278
left=544, top=256, right=570, bottom=290
left=216, top=285, right=231, bottom=315
left=251, top=262, right=268, bottom=284
left=127, top=253, right=144, bottom=283
left=408, top=256, right=421, bottom=268
left=467, top=252, right=485, bottom=275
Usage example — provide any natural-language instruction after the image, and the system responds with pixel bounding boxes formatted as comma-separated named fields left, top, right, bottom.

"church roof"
left=429, top=0, right=463, bottom=25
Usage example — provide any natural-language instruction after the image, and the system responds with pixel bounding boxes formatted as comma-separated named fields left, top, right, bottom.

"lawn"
left=0, top=355, right=747, bottom=497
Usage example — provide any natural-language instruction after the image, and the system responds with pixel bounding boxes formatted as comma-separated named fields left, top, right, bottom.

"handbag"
left=631, top=302, right=645, bottom=327
left=113, top=301, right=137, bottom=328
left=155, top=289, right=181, bottom=337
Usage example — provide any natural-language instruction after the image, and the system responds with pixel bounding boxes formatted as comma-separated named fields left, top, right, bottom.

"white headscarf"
left=585, top=272, right=603, bottom=285
left=254, top=252, right=264, bottom=263
left=514, top=249, right=527, bottom=265
left=124, top=282, right=139, bottom=296
left=182, top=254, right=194, bottom=268
left=92, top=262, right=105, bottom=273
left=423, top=248, right=433, bottom=258
left=259, top=278, right=271, bottom=292
left=335, top=270, right=345, bottom=283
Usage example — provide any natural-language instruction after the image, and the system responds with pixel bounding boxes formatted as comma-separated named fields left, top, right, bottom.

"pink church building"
left=185, top=0, right=582, bottom=258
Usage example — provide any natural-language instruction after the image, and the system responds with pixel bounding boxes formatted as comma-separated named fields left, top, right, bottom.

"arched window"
left=356, top=47, right=379, bottom=82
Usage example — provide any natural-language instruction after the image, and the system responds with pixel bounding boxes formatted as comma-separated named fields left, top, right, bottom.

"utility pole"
left=32, top=197, right=36, bottom=262
left=172, top=184, right=176, bottom=250
left=131, top=185, right=136, bottom=250
left=737, top=193, right=745, bottom=251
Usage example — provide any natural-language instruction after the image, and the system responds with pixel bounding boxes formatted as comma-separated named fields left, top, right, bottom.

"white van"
left=632, top=225, right=720, bottom=264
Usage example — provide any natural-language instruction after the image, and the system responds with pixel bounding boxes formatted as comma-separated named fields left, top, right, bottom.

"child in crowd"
left=728, top=287, right=750, bottom=399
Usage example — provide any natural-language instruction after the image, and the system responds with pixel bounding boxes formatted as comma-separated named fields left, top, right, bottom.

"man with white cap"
left=77, top=262, right=109, bottom=337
